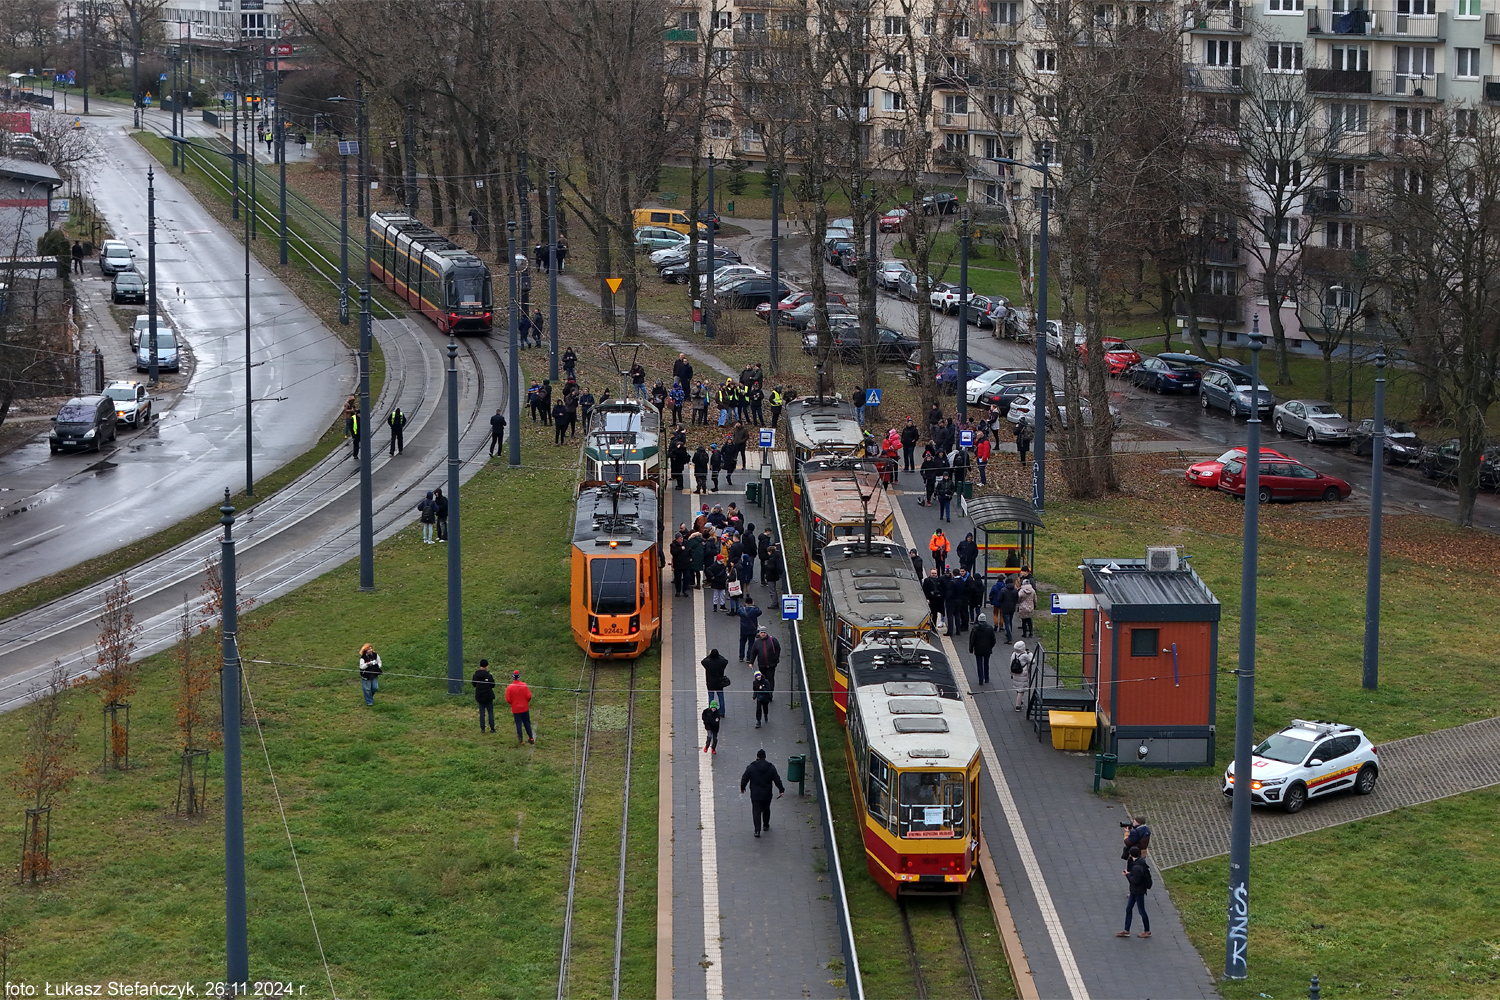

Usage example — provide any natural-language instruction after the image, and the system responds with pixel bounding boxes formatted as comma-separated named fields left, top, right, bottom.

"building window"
left=1206, top=40, right=1241, bottom=67
left=1325, top=221, right=1365, bottom=249
left=1129, top=628, right=1160, bottom=657
left=988, top=93, right=1016, bottom=115
left=1394, top=106, right=1432, bottom=135
left=990, top=2, right=1019, bottom=24
left=944, top=94, right=969, bottom=114
left=1036, top=49, right=1057, bottom=72
left=1263, top=158, right=1302, bottom=187
left=1393, top=167, right=1429, bottom=194
left=884, top=15, right=907, bottom=35
left=778, top=14, right=800, bottom=31
left=1327, top=163, right=1366, bottom=191
left=1325, top=284, right=1356, bottom=309
left=712, top=10, right=731, bottom=30
left=1266, top=42, right=1303, bottom=72
left=709, top=118, right=731, bottom=139
left=1457, top=0, right=1480, bottom=16
left=882, top=128, right=907, bottom=148
left=1401, top=0, right=1436, bottom=12
left=1329, top=45, right=1369, bottom=71
left=743, top=126, right=762, bottom=145
left=1036, top=94, right=1059, bottom=118
left=1395, top=45, right=1435, bottom=77
left=678, top=11, right=699, bottom=30
left=885, top=54, right=906, bottom=73
left=741, top=12, right=765, bottom=31
left=1326, top=102, right=1368, bottom=133
left=944, top=132, right=968, bottom=152
left=922, top=16, right=937, bottom=35
left=1455, top=48, right=1480, bottom=79
left=882, top=91, right=907, bottom=112
left=1209, top=268, right=1237, bottom=295
left=1456, top=107, right=1478, bottom=137
left=1264, top=214, right=1300, bottom=244
left=1266, top=99, right=1302, bottom=130
left=954, top=17, right=971, bottom=37
left=712, top=49, right=731, bottom=66
left=743, top=48, right=765, bottom=68
left=1267, top=0, right=1305, bottom=10
left=1205, top=96, right=1241, bottom=127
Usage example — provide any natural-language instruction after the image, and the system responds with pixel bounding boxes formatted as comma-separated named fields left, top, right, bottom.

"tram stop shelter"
left=1079, top=556, right=1220, bottom=767
left=963, top=494, right=1042, bottom=579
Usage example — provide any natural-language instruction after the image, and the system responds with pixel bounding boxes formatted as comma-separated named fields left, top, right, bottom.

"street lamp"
left=989, top=157, right=1050, bottom=511
left=1363, top=350, right=1386, bottom=690
left=329, top=91, right=374, bottom=592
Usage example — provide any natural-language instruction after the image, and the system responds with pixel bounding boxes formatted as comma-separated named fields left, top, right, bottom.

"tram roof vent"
left=894, top=719, right=950, bottom=734
left=884, top=681, right=938, bottom=696
left=887, top=698, right=943, bottom=714
left=907, top=747, right=951, bottom=758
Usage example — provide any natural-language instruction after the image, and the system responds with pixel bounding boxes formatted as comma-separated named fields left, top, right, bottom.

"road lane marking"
left=9, top=524, right=66, bottom=547
left=693, top=584, right=725, bottom=1000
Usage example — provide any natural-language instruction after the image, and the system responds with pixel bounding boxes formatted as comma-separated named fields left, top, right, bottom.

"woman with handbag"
left=358, top=643, right=383, bottom=706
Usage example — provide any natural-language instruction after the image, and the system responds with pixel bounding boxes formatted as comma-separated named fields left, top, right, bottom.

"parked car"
left=1222, top=719, right=1378, bottom=813
left=929, top=283, right=976, bottom=314
left=1218, top=456, right=1352, bottom=502
left=878, top=208, right=911, bottom=232
left=1273, top=399, right=1351, bottom=443
left=651, top=244, right=739, bottom=269
left=838, top=246, right=861, bottom=276
left=131, top=314, right=167, bottom=350
left=825, top=240, right=855, bottom=267
left=1417, top=438, right=1500, bottom=488
left=99, top=239, right=134, bottom=275
left=803, top=326, right=916, bottom=363
left=963, top=295, right=1008, bottom=329
left=103, top=380, right=153, bottom=427
left=1199, top=364, right=1273, bottom=418
left=876, top=260, right=912, bottom=292
left=1129, top=354, right=1202, bottom=394
left=660, top=258, right=760, bottom=284
left=934, top=358, right=993, bottom=394
left=1185, top=447, right=1291, bottom=489
left=920, top=192, right=960, bottom=215
left=755, top=290, right=846, bottom=322
left=1008, top=390, right=1121, bottom=429
left=136, top=328, right=180, bottom=372
left=976, top=379, right=1040, bottom=415
left=1099, top=341, right=1142, bottom=376
left=696, top=208, right=721, bottom=231
left=895, top=271, right=934, bottom=302
left=49, top=395, right=117, bottom=453
left=112, top=271, right=146, bottom=304
left=905, top=349, right=960, bottom=384
left=966, top=368, right=1034, bottom=405
left=634, top=226, right=689, bottom=251
left=1351, top=419, right=1424, bottom=464
left=785, top=300, right=856, bottom=331
left=1044, top=320, right=1088, bottom=356
left=721, top=277, right=796, bottom=309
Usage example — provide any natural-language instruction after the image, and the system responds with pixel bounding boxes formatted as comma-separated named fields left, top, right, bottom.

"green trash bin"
left=745, top=480, right=760, bottom=505
left=961, top=480, right=974, bottom=500
left=787, top=753, right=807, bottom=795
left=727, top=200, right=735, bottom=213
left=1096, top=752, right=1118, bottom=780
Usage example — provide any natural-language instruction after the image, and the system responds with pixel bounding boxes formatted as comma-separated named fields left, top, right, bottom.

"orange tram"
left=569, top=482, right=661, bottom=659
left=798, top=457, right=895, bottom=600
left=815, top=539, right=982, bottom=897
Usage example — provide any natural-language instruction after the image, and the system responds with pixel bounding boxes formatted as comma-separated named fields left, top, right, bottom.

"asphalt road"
left=0, top=103, right=352, bottom=595
left=722, top=218, right=1500, bottom=530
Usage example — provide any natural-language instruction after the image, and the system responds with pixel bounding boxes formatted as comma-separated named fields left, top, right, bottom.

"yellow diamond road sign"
left=606, top=277, right=624, bottom=294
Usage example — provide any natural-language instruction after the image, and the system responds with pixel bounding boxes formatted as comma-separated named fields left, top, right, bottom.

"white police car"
left=1222, top=719, right=1379, bottom=813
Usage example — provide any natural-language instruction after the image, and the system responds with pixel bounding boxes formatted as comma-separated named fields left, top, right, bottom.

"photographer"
left=1121, top=814, right=1151, bottom=860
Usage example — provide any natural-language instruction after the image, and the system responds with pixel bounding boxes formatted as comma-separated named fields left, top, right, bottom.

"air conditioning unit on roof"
left=1146, top=546, right=1179, bottom=572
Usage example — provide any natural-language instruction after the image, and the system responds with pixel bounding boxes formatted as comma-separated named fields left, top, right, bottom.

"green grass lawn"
left=1169, top=787, right=1500, bottom=999
left=0, top=460, right=658, bottom=998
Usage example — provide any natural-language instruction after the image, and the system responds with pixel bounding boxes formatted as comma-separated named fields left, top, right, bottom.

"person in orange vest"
left=505, top=669, right=535, bottom=745
left=929, top=528, right=950, bottom=574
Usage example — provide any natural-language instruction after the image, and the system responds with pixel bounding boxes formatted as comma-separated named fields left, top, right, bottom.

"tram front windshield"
left=897, top=770, right=966, bottom=837
left=590, top=558, right=637, bottom=615
left=454, top=270, right=490, bottom=307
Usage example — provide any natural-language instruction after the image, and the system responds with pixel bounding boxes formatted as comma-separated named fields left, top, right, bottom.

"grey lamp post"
left=770, top=172, right=780, bottom=373
left=1363, top=351, right=1386, bottom=690
left=507, top=221, right=522, bottom=466
left=705, top=153, right=716, bottom=339
left=549, top=168, right=559, bottom=382
left=1226, top=318, right=1264, bottom=980
left=990, top=157, right=1050, bottom=511
left=447, top=338, right=463, bottom=695
left=958, top=211, right=969, bottom=425
left=220, top=490, right=248, bottom=987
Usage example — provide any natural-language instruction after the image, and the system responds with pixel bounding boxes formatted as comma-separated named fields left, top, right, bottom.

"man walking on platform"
left=489, top=408, right=506, bottom=457
left=740, top=748, right=785, bottom=838
left=388, top=406, right=407, bottom=455
left=969, top=613, right=996, bottom=685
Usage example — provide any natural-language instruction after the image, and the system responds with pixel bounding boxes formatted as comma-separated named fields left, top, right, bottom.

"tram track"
left=899, top=897, right=986, bottom=1000
left=557, top=658, right=640, bottom=1000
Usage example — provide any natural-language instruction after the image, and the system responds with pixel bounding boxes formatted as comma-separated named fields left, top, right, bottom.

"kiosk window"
left=1130, top=628, right=1160, bottom=657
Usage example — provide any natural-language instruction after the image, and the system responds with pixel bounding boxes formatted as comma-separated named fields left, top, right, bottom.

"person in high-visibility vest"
left=768, top=387, right=784, bottom=427
left=347, top=411, right=360, bottom=458
left=929, top=528, right=949, bottom=574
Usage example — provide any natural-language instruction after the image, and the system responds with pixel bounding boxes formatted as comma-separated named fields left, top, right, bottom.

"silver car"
left=877, top=260, right=911, bottom=291
left=1273, top=399, right=1350, bottom=443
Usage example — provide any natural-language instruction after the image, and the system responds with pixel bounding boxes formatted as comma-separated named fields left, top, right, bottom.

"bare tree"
left=93, top=575, right=140, bottom=769
left=1373, top=106, right=1500, bottom=526
left=9, top=661, right=80, bottom=883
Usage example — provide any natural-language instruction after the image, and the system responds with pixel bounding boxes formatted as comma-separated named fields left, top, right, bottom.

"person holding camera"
left=1117, top=846, right=1152, bottom=938
left=1121, top=815, right=1152, bottom=859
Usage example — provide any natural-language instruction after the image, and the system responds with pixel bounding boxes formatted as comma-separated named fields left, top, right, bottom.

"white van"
left=136, top=328, right=179, bottom=372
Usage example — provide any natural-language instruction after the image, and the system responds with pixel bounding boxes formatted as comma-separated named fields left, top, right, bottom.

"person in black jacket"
left=1119, top=847, right=1152, bottom=938
left=358, top=643, right=382, bottom=705
left=562, top=347, right=578, bottom=378
left=748, top=628, right=781, bottom=693
left=969, top=613, right=997, bottom=685
left=943, top=569, right=967, bottom=636
left=740, top=748, right=786, bottom=837
left=388, top=406, right=407, bottom=456
left=965, top=571, right=986, bottom=624
left=691, top=445, right=710, bottom=494
left=702, top=700, right=722, bottom=755
left=702, top=649, right=730, bottom=717
left=922, top=569, right=946, bottom=626
left=956, top=532, right=979, bottom=574
left=995, top=577, right=1020, bottom=642
left=752, top=670, right=773, bottom=727
left=489, top=408, right=507, bottom=457
left=909, top=548, right=924, bottom=577
left=433, top=487, right=449, bottom=542
left=670, top=533, right=689, bottom=597
left=900, top=419, right=920, bottom=472
left=472, top=658, right=497, bottom=732
left=760, top=542, right=783, bottom=593
left=709, top=444, right=724, bottom=492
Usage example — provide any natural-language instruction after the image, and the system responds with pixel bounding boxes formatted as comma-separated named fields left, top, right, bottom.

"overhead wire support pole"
left=958, top=212, right=969, bottom=425
left=1363, top=351, right=1386, bottom=690
left=770, top=175, right=780, bottom=373
left=220, top=491, right=249, bottom=987
left=276, top=35, right=287, bottom=266
left=358, top=79, right=374, bottom=592
left=508, top=221, right=522, bottom=466
left=549, top=169, right=560, bottom=383
left=447, top=338, right=463, bottom=695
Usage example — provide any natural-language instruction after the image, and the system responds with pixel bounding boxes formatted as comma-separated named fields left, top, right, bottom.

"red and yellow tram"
left=798, top=457, right=895, bottom=600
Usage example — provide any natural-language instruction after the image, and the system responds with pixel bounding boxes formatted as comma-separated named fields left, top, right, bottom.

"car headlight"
left=1256, top=776, right=1287, bottom=786
left=83, top=429, right=96, bottom=439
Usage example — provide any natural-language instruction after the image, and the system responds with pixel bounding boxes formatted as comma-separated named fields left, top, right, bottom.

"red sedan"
left=1218, top=456, right=1352, bottom=502
left=1186, top=447, right=1290, bottom=489
left=755, top=290, right=845, bottom=322
left=1076, top=338, right=1142, bottom=376
left=878, top=208, right=911, bottom=233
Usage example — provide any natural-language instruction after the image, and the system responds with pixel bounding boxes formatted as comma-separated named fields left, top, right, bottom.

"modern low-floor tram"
left=569, top=482, right=661, bottom=660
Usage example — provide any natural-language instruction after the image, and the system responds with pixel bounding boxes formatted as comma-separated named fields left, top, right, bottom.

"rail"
left=765, top=472, right=865, bottom=1000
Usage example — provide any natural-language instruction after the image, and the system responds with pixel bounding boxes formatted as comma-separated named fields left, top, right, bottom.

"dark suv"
left=1418, top=438, right=1500, bottom=489
left=1351, top=420, right=1424, bottom=464
left=49, top=395, right=117, bottom=454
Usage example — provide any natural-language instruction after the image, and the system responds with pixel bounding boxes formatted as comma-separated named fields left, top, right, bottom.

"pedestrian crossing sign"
left=782, top=594, right=804, bottom=621
left=759, top=428, right=775, bottom=448
left=865, top=388, right=882, bottom=405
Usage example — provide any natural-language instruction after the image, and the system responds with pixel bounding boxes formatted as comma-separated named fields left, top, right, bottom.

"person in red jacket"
left=505, top=669, right=535, bottom=745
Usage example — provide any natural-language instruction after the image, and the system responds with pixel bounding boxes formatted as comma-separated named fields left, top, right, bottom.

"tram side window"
left=897, top=770, right=966, bottom=838
left=446, top=278, right=457, bottom=309
left=868, top=754, right=894, bottom=828
left=590, top=557, right=637, bottom=615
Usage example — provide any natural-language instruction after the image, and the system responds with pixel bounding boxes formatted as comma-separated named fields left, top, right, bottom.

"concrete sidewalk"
left=884, top=483, right=1221, bottom=1000
left=666, top=483, right=849, bottom=1000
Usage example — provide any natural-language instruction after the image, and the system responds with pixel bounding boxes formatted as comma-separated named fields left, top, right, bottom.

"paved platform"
left=884, top=481, right=1221, bottom=1000
left=1121, top=714, right=1500, bottom=870
left=665, top=483, right=849, bottom=1000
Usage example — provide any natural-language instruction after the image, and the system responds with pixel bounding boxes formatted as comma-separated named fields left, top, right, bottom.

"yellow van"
left=631, top=207, right=707, bottom=236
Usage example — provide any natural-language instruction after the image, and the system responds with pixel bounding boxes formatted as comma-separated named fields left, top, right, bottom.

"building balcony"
left=1177, top=293, right=1243, bottom=323
left=1306, top=6, right=1445, bottom=38
left=1307, top=128, right=1379, bottom=158
left=976, top=19, right=1022, bottom=41
left=1487, top=12, right=1500, bottom=39
left=1306, top=68, right=1443, bottom=100
left=664, top=28, right=698, bottom=42
left=666, top=60, right=700, bottom=77
left=733, top=28, right=768, bottom=45
left=1183, top=64, right=1244, bottom=92
left=1306, top=187, right=1376, bottom=216
left=1301, top=246, right=1371, bottom=277
left=939, top=110, right=973, bottom=129
left=1204, top=238, right=1241, bottom=264
left=1484, top=76, right=1500, bottom=103
left=1188, top=4, right=1251, bottom=34
left=835, top=105, right=869, bottom=122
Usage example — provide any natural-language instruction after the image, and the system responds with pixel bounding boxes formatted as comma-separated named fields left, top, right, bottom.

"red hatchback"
left=1186, top=447, right=1290, bottom=489
left=1218, top=456, right=1352, bottom=503
left=755, top=290, right=846, bottom=322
